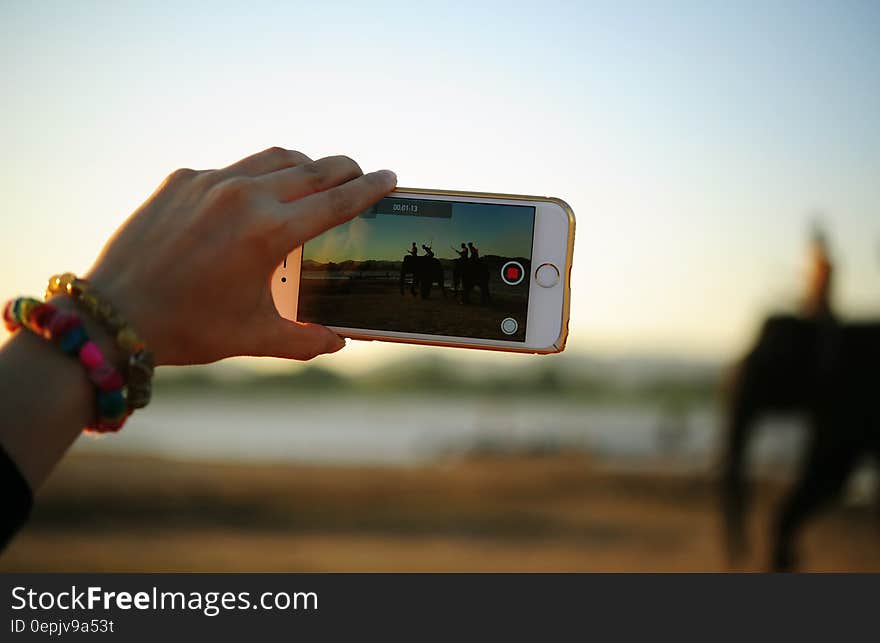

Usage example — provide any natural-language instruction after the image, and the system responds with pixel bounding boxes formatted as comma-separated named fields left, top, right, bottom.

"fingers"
left=219, top=146, right=312, bottom=179
left=258, top=155, right=364, bottom=203
left=276, top=169, right=397, bottom=251
left=261, top=318, right=346, bottom=360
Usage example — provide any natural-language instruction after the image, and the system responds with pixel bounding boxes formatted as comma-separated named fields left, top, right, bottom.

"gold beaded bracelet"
left=46, top=273, right=155, bottom=410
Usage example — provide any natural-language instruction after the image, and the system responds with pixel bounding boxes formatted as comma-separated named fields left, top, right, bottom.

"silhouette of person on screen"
left=409, top=242, right=418, bottom=257
left=422, top=244, right=434, bottom=258
left=467, top=242, right=480, bottom=260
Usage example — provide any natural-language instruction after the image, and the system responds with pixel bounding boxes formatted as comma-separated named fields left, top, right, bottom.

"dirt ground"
left=2, top=453, right=877, bottom=572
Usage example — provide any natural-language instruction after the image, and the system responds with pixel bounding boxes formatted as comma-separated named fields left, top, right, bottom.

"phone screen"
left=297, top=197, right=536, bottom=341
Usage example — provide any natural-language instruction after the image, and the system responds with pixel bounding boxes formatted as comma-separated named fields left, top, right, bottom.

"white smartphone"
left=272, top=188, right=575, bottom=354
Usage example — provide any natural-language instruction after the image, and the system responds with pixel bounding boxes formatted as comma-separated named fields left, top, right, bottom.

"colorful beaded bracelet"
left=46, top=273, right=154, bottom=410
left=3, top=297, right=129, bottom=433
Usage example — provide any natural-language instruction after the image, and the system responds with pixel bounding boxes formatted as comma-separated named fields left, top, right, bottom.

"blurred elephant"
left=721, top=315, right=880, bottom=570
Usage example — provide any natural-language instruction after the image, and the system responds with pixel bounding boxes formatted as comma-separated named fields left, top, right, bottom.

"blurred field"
left=2, top=452, right=877, bottom=572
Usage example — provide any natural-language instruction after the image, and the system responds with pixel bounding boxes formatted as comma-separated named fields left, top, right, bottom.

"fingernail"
left=331, top=336, right=346, bottom=352
left=377, top=169, right=397, bottom=185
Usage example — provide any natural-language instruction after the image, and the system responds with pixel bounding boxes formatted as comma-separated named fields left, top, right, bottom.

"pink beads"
left=89, top=363, right=124, bottom=392
left=78, top=341, right=103, bottom=368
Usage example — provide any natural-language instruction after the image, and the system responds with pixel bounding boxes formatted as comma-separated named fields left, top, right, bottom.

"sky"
left=303, top=201, right=535, bottom=263
left=1, top=1, right=878, bottom=370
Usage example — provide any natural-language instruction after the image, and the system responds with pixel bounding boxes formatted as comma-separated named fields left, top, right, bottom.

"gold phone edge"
left=336, top=187, right=576, bottom=355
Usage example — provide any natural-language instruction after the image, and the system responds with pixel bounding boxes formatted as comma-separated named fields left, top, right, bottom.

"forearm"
left=0, top=296, right=121, bottom=491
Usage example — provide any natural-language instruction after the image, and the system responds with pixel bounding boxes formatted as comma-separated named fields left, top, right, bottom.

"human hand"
left=85, top=147, right=396, bottom=365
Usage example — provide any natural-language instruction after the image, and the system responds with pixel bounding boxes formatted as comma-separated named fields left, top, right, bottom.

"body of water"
left=70, top=394, right=810, bottom=470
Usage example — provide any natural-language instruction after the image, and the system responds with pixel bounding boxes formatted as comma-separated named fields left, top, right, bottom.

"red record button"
left=501, top=261, right=525, bottom=286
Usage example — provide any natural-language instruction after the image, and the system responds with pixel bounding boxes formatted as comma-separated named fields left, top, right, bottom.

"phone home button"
left=535, top=263, right=560, bottom=288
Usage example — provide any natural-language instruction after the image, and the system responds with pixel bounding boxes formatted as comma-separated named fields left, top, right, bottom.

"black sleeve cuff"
left=0, top=443, right=33, bottom=551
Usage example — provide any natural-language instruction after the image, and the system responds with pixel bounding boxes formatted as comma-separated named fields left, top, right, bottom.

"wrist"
left=84, top=269, right=170, bottom=366
left=47, top=272, right=156, bottom=410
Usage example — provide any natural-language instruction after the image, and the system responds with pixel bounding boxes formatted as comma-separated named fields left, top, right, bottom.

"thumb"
left=260, top=317, right=346, bottom=360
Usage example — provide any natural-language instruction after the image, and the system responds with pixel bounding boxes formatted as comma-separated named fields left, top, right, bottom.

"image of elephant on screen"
left=400, top=254, right=446, bottom=299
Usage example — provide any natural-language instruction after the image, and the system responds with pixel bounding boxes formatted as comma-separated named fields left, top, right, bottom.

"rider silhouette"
left=467, top=242, right=479, bottom=260
left=409, top=242, right=418, bottom=257
left=454, top=243, right=468, bottom=260
left=803, top=224, right=834, bottom=320
left=804, top=223, right=839, bottom=375
left=422, top=244, right=434, bottom=258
